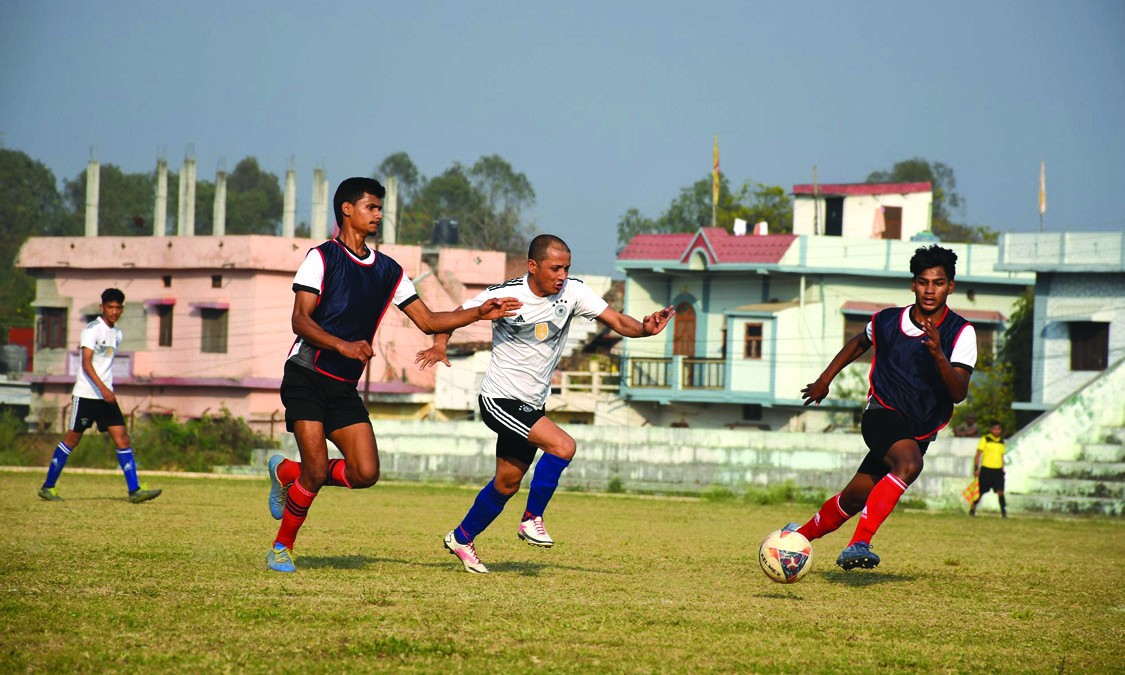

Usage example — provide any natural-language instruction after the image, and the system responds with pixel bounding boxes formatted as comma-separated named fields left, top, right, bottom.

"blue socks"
left=454, top=479, right=511, bottom=544
left=116, top=447, right=140, bottom=492
left=43, top=442, right=73, bottom=488
left=525, top=453, right=571, bottom=519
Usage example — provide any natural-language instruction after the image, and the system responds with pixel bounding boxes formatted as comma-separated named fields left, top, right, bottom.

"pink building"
left=17, top=235, right=509, bottom=436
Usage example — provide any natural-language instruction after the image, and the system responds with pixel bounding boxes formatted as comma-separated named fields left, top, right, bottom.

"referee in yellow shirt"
left=971, top=421, right=1007, bottom=518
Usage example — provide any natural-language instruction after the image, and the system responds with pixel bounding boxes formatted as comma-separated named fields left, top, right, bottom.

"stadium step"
left=1028, top=477, right=1125, bottom=499
left=1081, top=443, right=1125, bottom=463
left=1006, top=493, right=1124, bottom=517
left=1052, top=461, right=1125, bottom=481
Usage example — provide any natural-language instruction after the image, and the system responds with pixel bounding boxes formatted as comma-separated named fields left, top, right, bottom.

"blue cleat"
left=268, top=455, right=288, bottom=520
left=781, top=522, right=800, bottom=533
left=836, top=541, right=880, bottom=570
left=266, top=543, right=297, bottom=573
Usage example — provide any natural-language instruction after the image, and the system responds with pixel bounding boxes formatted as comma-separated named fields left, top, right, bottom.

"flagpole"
left=711, top=135, right=719, bottom=228
left=1039, top=160, right=1047, bottom=232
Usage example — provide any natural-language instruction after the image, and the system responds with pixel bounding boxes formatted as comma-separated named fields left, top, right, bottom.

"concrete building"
left=614, top=227, right=1033, bottom=430
left=792, top=182, right=933, bottom=240
left=17, top=235, right=509, bottom=436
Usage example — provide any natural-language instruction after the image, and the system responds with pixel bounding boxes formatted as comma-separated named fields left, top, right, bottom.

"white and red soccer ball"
left=758, top=529, right=813, bottom=584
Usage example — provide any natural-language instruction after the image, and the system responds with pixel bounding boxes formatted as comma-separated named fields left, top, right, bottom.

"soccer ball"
left=758, top=529, right=812, bottom=584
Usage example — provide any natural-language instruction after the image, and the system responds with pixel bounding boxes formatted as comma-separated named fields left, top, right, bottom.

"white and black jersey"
left=72, top=316, right=122, bottom=400
left=465, top=275, right=608, bottom=408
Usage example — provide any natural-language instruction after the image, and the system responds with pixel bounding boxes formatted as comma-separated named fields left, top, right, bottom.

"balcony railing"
left=550, top=370, right=622, bottom=396
left=626, top=357, right=725, bottom=390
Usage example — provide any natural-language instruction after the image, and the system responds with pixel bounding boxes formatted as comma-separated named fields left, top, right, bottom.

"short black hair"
left=909, top=245, right=958, bottom=281
left=528, top=234, right=570, bottom=262
left=101, top=288, right=125, bottom=304
left=333, top=177, right=386, bottom=226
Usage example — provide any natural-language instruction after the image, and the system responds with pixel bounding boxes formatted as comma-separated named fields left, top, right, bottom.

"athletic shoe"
left=267, top=543, right=297, bottom=573
left=517, top=516, right=555, bottom=548
left=836, top=541, right=880, bottom=570
left=128, top=487, right=162, bottom=504
left=38, top=486, right=63, bottom=502
left=781, top=522, right=800, bottom=533
left=268, top=454, right=288, bottom=520
left=444, top=531, right=489, bottom=574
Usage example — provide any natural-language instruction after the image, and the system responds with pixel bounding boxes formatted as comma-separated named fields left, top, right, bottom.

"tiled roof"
left=792, top=182, right=932, bottom=196
left=618, top=227, right=796, bottom=264
left=840, top=301, right=1005, bottom=323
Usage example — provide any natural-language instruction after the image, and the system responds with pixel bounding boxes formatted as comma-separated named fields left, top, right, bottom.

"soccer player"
left=970, top=420, right=1007, bottom=518
left=37, top=288, right=162, bottom=504
left=788, top=245, right=977, bottom=570
left=264, top=177, right=521, bottom=573
left=416, top=234, right=675, bottom=574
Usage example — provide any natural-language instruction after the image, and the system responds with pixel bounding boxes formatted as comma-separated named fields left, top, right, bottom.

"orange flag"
left=962, top=479, right=980, bottom=504
left=712, top=135, right=720, bottom=209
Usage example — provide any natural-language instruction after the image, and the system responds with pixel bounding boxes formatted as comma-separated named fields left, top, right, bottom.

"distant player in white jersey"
left=417, top=234, right=675, bottom=574
left=37, top=288, right=162, bottom=504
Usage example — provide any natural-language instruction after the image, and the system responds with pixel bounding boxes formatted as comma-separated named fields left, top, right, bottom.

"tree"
left=951, top=352, right=1016, bottom=434
left=374, top=152, right=421, bottom=200
left=615, top=175, right=793, bottom=247
left=999, top=288, right=1034, bottom=403
left=63, top=163, right=155, bottom=237
left=0, top=149, right=68, bottom=338
left=866, top=158, right=997, bottom=244
left=225, top=157, right=283, bottom=234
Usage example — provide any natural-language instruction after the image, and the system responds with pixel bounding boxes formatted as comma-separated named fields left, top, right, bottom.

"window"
left=976, top=326, right=995, bottom=359
left=882, top=206, right=902, bottom=240
left=843, top=317, right=873, bottom=363
left=162, top=275, right=172, bottom=288
left=211, top=275, right=222, bottom=289
left=201, top=308, right=228, bottom=353
left=157, top=305, right=174, bottom=347
left=37, top=308, right=67, bottom=349
left=742, top=404, right=762, bottom=421
left=1070, top=322, right=1109, bottom=371
left=744, top=323, right=763, bottom=359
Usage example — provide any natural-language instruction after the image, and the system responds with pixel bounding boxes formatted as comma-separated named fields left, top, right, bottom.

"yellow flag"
left=1038, top=160, right=1047, bottom=215
left=712, top=135, right=720, bottom=208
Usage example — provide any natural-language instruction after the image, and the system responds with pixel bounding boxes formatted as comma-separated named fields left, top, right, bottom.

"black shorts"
left=858, top=408, right=931, bottom=478
left=478, top=395, right=544, bottom=466
left=280, top=361, right=371, bottom=435
left=69, top=396, right=125, bottom=433
left=978, top=467, right=1005, bottom=494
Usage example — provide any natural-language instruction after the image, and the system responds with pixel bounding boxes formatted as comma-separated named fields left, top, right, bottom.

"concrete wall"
left=275, top=420, right=980, bottom=506
left=793, top=191, right=932, bottom=240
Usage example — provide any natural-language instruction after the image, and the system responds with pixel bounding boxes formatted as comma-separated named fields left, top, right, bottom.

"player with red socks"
left=787, top=245, right=977, bottom=570
left=263, top=177, right=520, bottom=573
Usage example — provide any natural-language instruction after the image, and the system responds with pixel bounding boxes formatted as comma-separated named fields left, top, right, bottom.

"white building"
left=792, top=182, right=934, bottom=241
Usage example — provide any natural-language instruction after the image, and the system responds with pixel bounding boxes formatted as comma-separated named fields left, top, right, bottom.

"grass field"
left=3, top=470, right=1123, bottom=673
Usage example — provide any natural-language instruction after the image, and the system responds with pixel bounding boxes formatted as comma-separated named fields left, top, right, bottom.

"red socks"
left=798, top=494, right=854, bottom=541
left=276, top=458, right=301, bottom=485
left=849, top=474, right=908, bottom=546
left=275, top=480, right=317, bottom=550
left=324, top=458, right=352, bottom=488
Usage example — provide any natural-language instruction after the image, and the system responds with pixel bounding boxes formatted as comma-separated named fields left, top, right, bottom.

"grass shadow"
left=299, top=554, right=386, bottom=570
left=822, top=570, right=916, bottom=586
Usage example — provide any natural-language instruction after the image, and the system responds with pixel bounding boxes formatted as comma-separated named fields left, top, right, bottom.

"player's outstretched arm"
left=596, top=305, right=676, bottom=338
left=801, top=331, right=872, bottom=406
left=402, top=297, right=521, bottom=336
left=415, top=332, right=452, bottom=370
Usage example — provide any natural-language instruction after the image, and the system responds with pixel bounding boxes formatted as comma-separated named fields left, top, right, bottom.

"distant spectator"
left=954, top=414, right=979, bottom=437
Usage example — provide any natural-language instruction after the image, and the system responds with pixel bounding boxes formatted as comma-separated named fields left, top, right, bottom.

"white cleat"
left=517, top=516, right=555, bottom=548
left=444, top=531, right=489, bottom=574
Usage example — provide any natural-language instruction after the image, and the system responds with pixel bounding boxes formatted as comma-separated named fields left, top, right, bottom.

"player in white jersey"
left=417, top=234, right=675, bottom=573
left=37, top=288, right=162, bottom=504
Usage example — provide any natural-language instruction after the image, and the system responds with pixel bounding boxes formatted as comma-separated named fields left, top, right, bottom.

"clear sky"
left=2, top=1, right=1122, bottom=277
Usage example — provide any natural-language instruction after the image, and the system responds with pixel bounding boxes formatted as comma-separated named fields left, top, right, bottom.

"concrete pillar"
left=178, top=157, right=196, bottom=236
left=213, top=169, right=227, bottom=236
left=282, top=167, right=296, bottom=237
left=310, top=167, right=328, bottom=240
left=84, top=159, right=99, bottom=237
left=383, top=175, right=398, bottom=245
left=153, top=159, right=167, bottom=236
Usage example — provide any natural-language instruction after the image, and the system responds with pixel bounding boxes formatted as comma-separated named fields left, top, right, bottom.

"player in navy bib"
left=264, top=177, right=521, bottom=573
left=784, top=245, right=977, bottom=571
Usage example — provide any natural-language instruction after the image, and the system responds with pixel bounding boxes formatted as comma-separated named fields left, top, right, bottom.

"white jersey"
left=72, top=316, right=122, bottom=399
left=466, top=275, right=609, bottom=408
